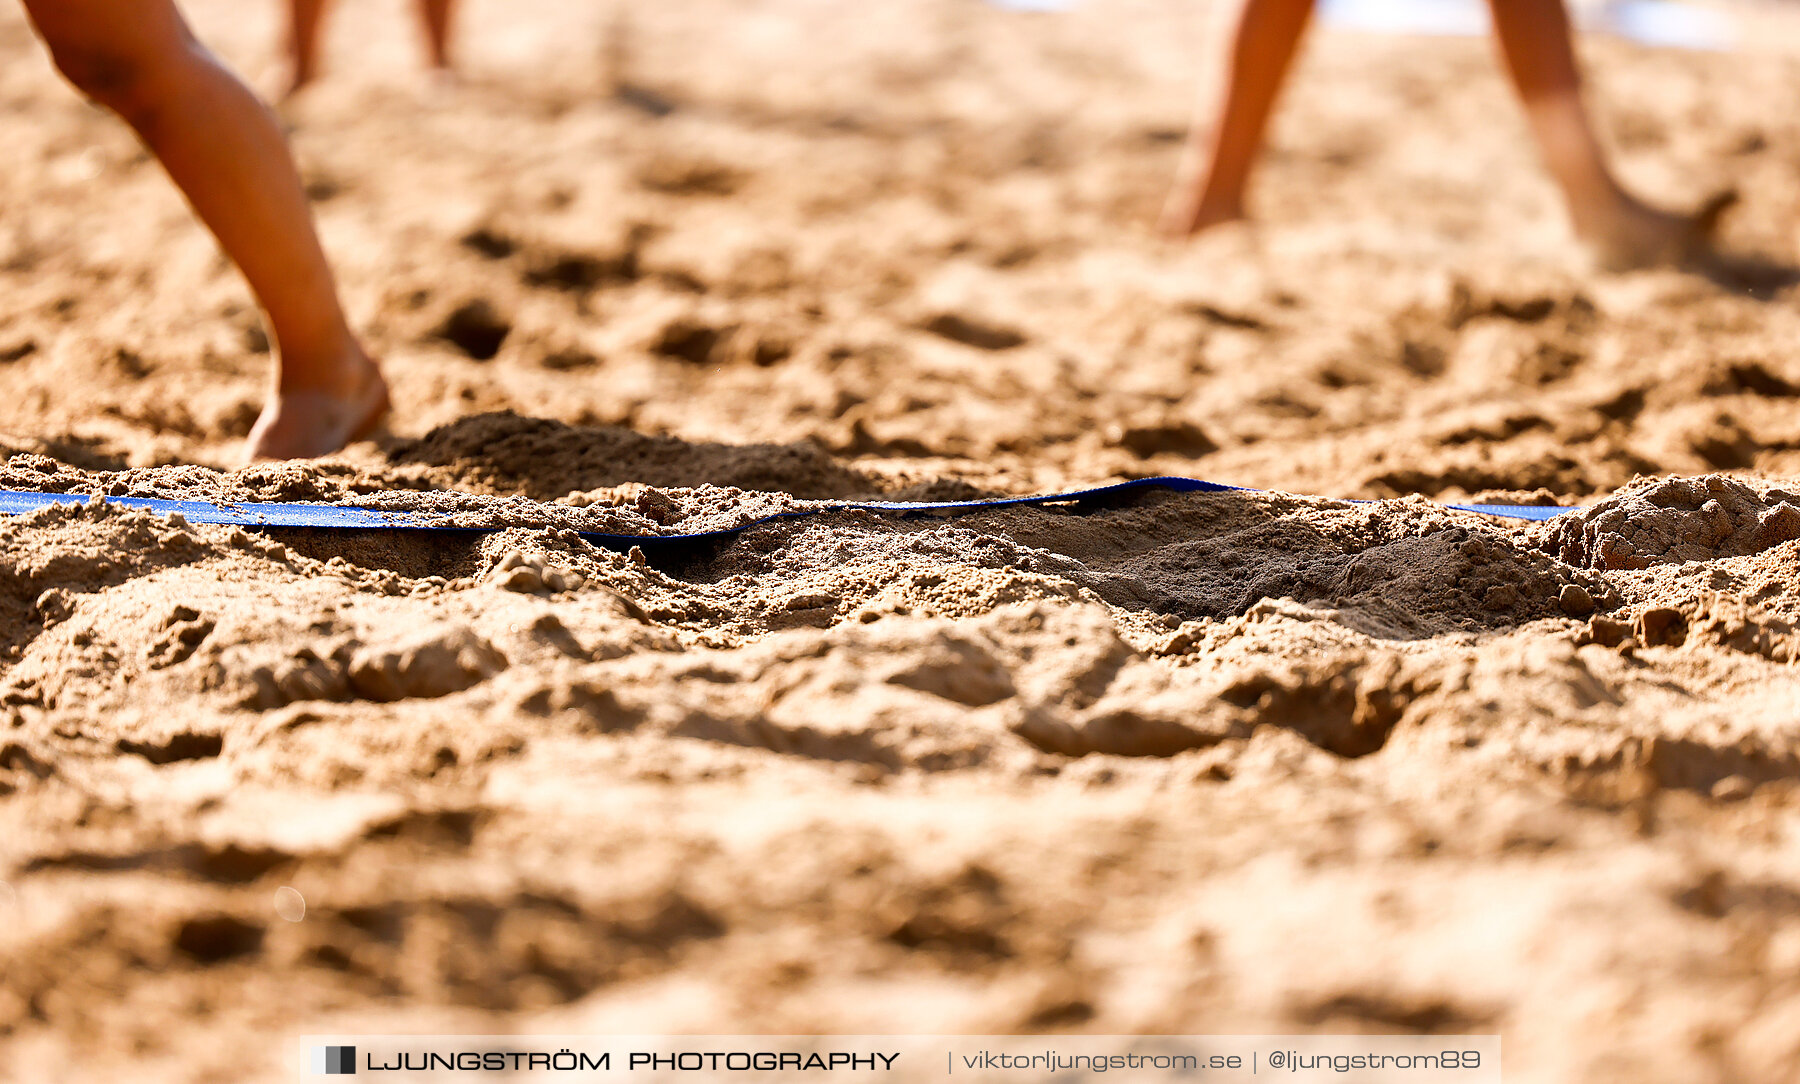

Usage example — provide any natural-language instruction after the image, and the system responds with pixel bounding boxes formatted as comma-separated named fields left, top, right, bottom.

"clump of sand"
left=1544, top=473, right=1800, bottom=569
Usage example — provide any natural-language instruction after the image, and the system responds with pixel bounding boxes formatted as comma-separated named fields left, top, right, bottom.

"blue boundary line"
left=0, top=478, right=1574, bottom=550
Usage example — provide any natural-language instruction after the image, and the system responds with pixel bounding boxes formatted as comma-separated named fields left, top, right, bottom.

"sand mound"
left=393, top=411, right=878, bottom=501
left=1544, top=473, right=1800, bottom=569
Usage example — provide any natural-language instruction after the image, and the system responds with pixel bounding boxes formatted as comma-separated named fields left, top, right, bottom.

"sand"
left=4, top=0, right=1800, bottom=1080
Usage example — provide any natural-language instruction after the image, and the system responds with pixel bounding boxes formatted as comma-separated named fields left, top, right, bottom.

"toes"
left=1691, top=188, right=1739, bottom=246
left=244, top=377, right=390, bottom=463
left=1667, top=189, right=1740, bottom=271
left=1697, top=188, right=1739, bottom=231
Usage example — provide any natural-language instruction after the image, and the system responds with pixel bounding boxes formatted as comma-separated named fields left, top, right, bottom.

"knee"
left=47, top=42, right=144, bottom=111
left=33, top=15, right=190, bottom=122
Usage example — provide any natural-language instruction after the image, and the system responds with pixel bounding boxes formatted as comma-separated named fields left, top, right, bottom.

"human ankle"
left=275, top=336, right=375, bottom=396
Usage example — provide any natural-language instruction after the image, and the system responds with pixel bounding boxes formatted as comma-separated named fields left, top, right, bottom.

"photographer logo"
left=312, top=1046, right=356, bottom=1075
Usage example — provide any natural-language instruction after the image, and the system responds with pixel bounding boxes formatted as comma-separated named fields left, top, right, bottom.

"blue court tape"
left=0, top=478, right=1574, bottom=550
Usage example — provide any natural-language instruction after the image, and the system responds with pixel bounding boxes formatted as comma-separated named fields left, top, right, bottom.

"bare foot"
left=246, top=347, right=390, bottom=461
left=279, top=66, right=316, bottom=105
left=420, top=66, right=464, bottom=106
left=1159, top=188, right=1247, bottom=239
left=1576, top=188, right=1737, bottom=272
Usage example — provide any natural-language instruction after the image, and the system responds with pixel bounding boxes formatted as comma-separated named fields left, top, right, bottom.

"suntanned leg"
left=23, top=0, right=387, bottom=460
left=1160, top=0, right=1315, bottom=237
left=417, top=0, right=457, bottom=77
left=1486, top=0, right=1728, bottom=269
left=284, top=0, right=331, bottom=99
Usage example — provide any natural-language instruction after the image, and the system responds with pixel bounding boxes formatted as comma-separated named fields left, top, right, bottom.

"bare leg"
left=285, top=0, right=330, bottom=99
left=1486, top=0, right=1728, bottom=268
left=1161, top=0, right=1315, bottom=237
left=416, top=0, right=458, bottom=77
left=23, top=0, right=388, bottom=460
